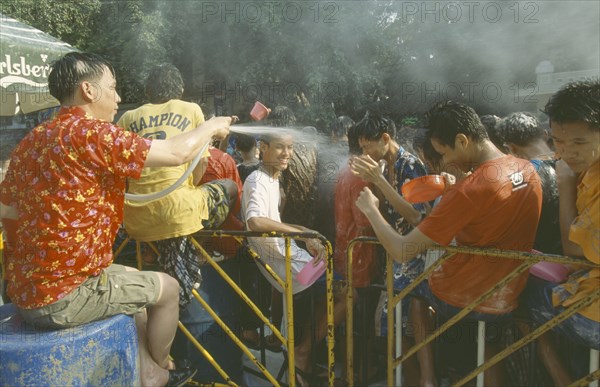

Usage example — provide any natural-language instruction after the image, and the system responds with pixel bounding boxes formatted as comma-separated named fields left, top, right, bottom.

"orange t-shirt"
left=418, top=155, right=542, bottom=314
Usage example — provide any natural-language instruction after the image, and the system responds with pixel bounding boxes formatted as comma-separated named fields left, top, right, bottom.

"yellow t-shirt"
left=553, top=160, right=600, bottom=322
left=118, top=100, right=210, bottom=241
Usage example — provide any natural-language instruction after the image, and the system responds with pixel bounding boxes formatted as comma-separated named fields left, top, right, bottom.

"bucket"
left=250, top=101, right=271, bottom=121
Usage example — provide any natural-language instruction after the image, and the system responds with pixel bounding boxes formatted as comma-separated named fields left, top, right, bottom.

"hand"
left=306, top=238, right=326, bottom=264
left=350, top=155, right=385, bottom=184
left=355, top=187, right=379, bottom=215
left=440, top=172, right=457, bottom=193
left=207, top=116, right=234, bottom=140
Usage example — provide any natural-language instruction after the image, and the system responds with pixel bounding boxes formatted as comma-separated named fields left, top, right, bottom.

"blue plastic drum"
left=0, top=303, right=139, bottom=386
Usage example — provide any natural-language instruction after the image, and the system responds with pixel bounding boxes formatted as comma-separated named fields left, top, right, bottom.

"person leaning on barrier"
left=522, top=79, right=600, bottom=385
left=241, top=131, right=347, bottom=386
left=118, top=63, right=239, bottom=309
left=0, top=52, right=234, bottom=387
left=355, top=101, right=542, bottom=386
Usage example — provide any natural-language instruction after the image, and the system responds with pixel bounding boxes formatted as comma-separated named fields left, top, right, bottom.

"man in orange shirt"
left=355, top=101, right=542, bottom=386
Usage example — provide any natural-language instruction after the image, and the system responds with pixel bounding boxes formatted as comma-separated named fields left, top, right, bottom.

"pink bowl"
left=530, top=261, right=569, bottom=283
left=296, top=258, right=326, bottom=286
left=250, top=101, right=271, bottom=121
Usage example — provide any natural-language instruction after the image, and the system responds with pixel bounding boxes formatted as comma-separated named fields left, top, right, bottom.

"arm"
left=351, top=155, right=422, bottom=226
left=192, top=156, right=210, bottom=186
left=144, top=116, right=232, bottom=168
left=248, top=217, right=326, bottom=262
left=555, top=160, right=584, bottom=257
left=355, top=187, right=435, bottom=263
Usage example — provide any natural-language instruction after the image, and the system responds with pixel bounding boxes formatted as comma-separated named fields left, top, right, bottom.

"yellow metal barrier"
left=114, top=229, right=337, bottom=387
left=344, top=238, right=600, bottom=386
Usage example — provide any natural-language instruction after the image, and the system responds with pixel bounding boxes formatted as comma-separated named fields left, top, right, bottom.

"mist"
left=68, top=0, right=599, bottom=124
left=173, top=0, right=597, bottom=121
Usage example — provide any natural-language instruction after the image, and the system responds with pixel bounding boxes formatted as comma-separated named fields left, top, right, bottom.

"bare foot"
left=140, top=362, right=169, bottom=387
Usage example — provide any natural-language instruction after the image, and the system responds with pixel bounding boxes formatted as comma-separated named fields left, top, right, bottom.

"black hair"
left=480, top=114, right=505, bottom=148
left=543, top=79, right=600, bottom=131
left=48, top=52, right=114, bottom=104
left=235, top=133, right=257, bottom=153
left=259, top=131, right=292, bottom=145
left=354, top=111, right=396, bottom=141
left=268, top=106, right=297, bottom=127
left=145, top=63, right=184, bottom=104
left=425, top=101, right=488, bottom=148
left=499, top=112, right=545, bottom=146
left=412, top=128, right=442, bottom=171
left=330, top=115, right=355, bottom=138
left=347, top=123, right=361, bottom=156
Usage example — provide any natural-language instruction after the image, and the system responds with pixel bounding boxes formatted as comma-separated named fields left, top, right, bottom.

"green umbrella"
left=0, top=13, right=75, bottom=116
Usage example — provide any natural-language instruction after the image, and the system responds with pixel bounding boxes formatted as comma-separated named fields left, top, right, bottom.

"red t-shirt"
left=418, top=155, right=542, bottom=314
left=334, top=166, right=379, bottom=288
left=0, top=107, right=151, bottom=309
left=199, top=147, right=244, bottom=257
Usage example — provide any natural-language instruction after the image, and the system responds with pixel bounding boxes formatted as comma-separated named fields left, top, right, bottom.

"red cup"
left=250, top=101, right=271, bottom=121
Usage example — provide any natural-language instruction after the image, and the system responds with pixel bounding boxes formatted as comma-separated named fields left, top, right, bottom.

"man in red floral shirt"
left=0, top=52, right=233, bottom=387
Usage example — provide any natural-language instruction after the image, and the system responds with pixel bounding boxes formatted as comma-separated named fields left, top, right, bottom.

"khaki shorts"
left=19, top=264, right=160, bottom=329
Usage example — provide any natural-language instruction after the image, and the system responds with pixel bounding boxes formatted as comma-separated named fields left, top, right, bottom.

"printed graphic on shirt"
left=509, top=171, right=527, bottom=191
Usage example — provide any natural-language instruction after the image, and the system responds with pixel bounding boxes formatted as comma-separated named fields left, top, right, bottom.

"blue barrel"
left=0, top=303, right=139, bottom=386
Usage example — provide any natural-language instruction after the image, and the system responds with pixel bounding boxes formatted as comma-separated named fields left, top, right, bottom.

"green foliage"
left=1, top=0, right=101, bottom=47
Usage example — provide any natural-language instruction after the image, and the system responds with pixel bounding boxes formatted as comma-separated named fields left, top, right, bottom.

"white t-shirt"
left=241, top=169, right=313, bottom=294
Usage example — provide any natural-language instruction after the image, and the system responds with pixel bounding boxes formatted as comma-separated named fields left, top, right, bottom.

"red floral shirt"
left=0, top=106, right=151, bottom=309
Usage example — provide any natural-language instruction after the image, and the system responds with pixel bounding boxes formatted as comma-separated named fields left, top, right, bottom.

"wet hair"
left=235, top=134, right=257, bottom=153
left=145, top=63, right=184, bottom=104
left=412, top=128, right=442, bottom=170
left=269, top=106, right=297, bottom=127
left=48, top=52, right=114, bottom=104
left=499, top=112, right=545, bottom=146
left=330, top=115, right=355, bottom=138
left=425, top=101, right=488, bottom=147
left=259, top=131, right=293, bottom=145
left=354, top=111, right=396, bottom=141
left=480, top=114, right=504, bottom=148
left=543, top=79, right=600, bottom=131
left=347, top=123, right=361, bottom=156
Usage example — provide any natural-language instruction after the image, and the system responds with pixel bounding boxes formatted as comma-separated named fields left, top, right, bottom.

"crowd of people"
left=0, top=50, right=598, bottom=387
